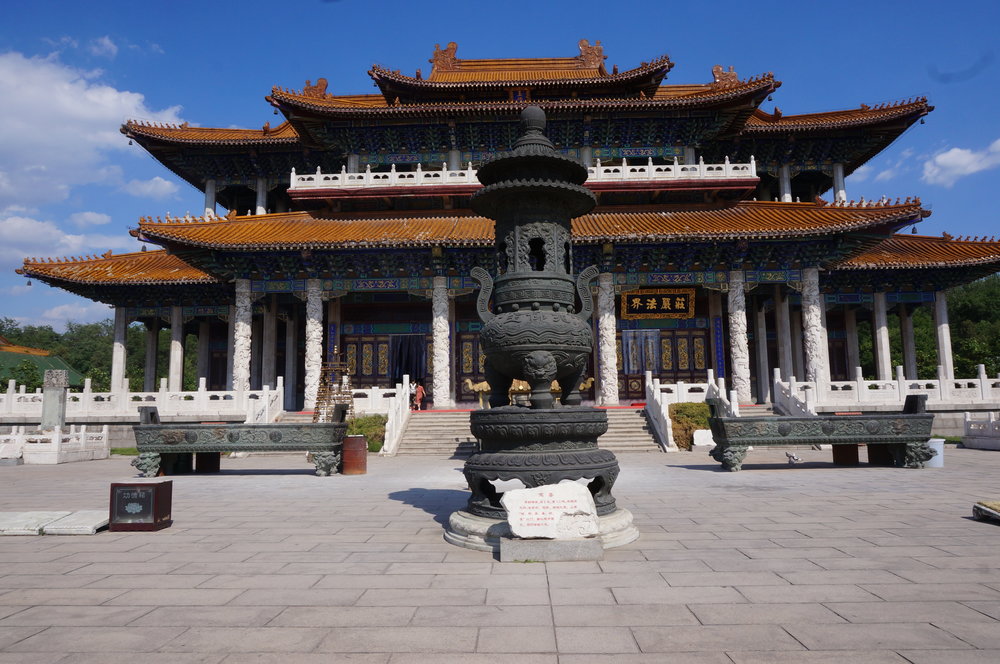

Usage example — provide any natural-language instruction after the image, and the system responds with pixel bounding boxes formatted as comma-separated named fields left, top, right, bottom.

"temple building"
left=17, top=41, right=1000, bottom=411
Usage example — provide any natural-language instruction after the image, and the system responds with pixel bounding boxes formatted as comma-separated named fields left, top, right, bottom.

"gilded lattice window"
left=677, top=337, right=690, bottom=371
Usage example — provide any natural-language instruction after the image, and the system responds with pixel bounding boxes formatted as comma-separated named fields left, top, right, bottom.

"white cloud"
left=0, top=213, right=136, bottom=264
left=875, top=168, right=898, bottom=182
left=88, top=36, right=118, bottom=58
left=68, top=211, right=112, bottom=227
left=0, top=51, right=184, bottom=210
left=848, top=164, right=873, bottom=183
left=1, top=284, right=34, bottom=296
left=922, top=138, right=1000, bottom=187
left=122, top=176, right=179, bottom=199
left=40, top=301, right=113, bottom=325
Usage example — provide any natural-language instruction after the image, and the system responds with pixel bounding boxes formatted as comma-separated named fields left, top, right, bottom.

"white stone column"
left=597, top=272, right=619, bottom=405
left=899, top=303, right=918, bottom=380
left=832, top=163, right=846, bottom=203
left=447, top=149, right=461, bottom=171
left=283, top=310, right=298, bottom=411
left=935, top=290, right=955, bottom=380
left=683, top=147, right=696, bottom=164
left=143, top=318, right=159, bottom=392
left=774, top=286, right=794, bottom=381
left=844, top=306, right=860, bottom=374
left=303, top=279, right=323, bottom=410
left=801, top=267, right=829, bottom=385
left=111, top=306, right=128, bottom=392
left=779, top=164, right=793, bottom=202
left=168, top=305, right=184, bottom=392
left=255, top=177, right=267, bottom=215
left=754, top=300, right=770, bottom=403
left=197, top=320, right=211, bottom=384
left=727, top=271, right=752, bottom=403
left=232, top=279, right=253, bottom=392
left=580, top=146, right=593, bottom=167
left=873, top=292, right=892, bottom=380
left=347, top=154, right=361, bottom=173
left=204, top=178, right=216, bottom=217
left=261, top=296, right=277, bottom=389
left=431, top=276, right=453, bottom=409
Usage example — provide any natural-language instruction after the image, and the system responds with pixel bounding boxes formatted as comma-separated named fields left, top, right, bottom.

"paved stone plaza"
left=1, top=446, right=1000, bottom=662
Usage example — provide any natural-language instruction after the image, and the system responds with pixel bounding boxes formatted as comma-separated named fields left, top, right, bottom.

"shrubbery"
left=668, top=402, right=710, bottom=451
left=348, top=414, right=388, bottom=453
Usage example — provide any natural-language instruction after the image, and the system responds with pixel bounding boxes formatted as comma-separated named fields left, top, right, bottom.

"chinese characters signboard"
left=621, top=289, right=696, bottom=320
left=109, top=481, right=173, bottom=532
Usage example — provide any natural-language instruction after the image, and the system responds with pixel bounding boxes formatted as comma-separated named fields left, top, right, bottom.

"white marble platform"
left=0, top=510, right=107, bottom=535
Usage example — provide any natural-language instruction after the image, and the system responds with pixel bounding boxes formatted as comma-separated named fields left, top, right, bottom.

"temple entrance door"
left=617, top=329, right=710, bottom=401
left=341, top=334, right=392, bottom=388
left=456, top=332, right=487, bottom=405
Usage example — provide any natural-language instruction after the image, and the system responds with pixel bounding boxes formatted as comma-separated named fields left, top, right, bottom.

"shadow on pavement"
left=388, top=487, right=468, bottom=525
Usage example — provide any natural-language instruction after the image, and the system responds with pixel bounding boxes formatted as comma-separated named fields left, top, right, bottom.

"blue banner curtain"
left=390, top=334, right=426, bottom=384
left=621, top=330, right=661, bottom=375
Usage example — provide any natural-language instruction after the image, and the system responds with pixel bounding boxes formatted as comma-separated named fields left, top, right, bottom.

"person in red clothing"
left=412, top=381, right=426, bottom=411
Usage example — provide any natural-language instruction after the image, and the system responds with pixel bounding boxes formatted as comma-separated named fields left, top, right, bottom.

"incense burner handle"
left=470, top=267, right=495, bottom=323
left=575, top=265, right=598, bottom=320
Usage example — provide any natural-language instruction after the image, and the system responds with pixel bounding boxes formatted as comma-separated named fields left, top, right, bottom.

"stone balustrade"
left=773, top=364, right=1000, bottom=412
left=378, top=375, right=413, bottom=457
left=1, top=377, right=284, bottom=424
left=289, top=156, right=756, bottom=191
left=964, top=411, right=1000, bottom=450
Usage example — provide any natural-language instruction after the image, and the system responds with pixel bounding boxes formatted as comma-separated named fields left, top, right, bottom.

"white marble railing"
left=0, top=378, right=285, bottom=424
left=0, top=425, right=110, bottom=464
left=643, top=370, right=740, bottom=450
left=773, top=365, right=1000, bottom=413
left=289, top=156, right=756, bottom=191
left=964, top=411, right=1000, bottom=450
left=379, top=375, right=412, bottom=457
left=588, top=156, right=755, bottom=183
left=643, top=371, right=677, bottom=451
left=351, top=384, right=404, bottom=415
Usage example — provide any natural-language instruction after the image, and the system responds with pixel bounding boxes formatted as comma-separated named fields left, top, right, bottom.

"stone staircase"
left=393, top=406, right=663, bottom=456
left=394, top=410, right=478, bottom=457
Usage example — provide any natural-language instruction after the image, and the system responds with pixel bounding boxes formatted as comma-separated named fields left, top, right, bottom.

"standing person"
left=413, top=381, right=426, bottom=411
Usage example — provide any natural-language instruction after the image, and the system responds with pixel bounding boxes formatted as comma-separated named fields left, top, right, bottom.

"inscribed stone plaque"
left=501, top=482, right=599, bottom=539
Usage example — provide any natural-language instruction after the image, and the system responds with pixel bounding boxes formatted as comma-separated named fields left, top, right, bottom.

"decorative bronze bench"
left=131, top=406, right=348, bottom=477
left=706, top=395, right=936, bottom=471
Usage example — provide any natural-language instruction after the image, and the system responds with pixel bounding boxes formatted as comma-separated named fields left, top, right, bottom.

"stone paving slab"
left=41, top=510, right=108, bottom=535
left=0, top=448, right=999, bottom=659
left=0, top=511, right=70, bottom=535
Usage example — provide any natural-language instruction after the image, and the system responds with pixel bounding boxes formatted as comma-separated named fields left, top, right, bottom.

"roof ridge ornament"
left=576, top=39, right=606, bottom=68
left=303, top=78, right=328, bottom=98
left=430, top=42, right=459, bottom=72
left=712, top=64, right=739, bottom=86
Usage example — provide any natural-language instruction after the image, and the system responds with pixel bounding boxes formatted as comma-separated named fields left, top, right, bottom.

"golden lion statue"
left=462, top=377, right=594, bottom=408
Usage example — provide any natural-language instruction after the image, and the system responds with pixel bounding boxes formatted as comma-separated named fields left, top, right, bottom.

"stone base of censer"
left=444, top=507, right=639, bottom=553
left=445, top=405, right=639, bottom=552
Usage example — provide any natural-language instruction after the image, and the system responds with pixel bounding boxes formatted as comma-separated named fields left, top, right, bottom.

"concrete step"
left=395, top=407, right=663, bottom=455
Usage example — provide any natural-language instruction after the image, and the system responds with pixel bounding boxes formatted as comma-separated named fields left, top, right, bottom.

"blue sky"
left=2, top=0, right=999, bottom=329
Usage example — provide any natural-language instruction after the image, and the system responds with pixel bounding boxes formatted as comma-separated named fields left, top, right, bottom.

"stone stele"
left=501, top=482, right=600, bottom=539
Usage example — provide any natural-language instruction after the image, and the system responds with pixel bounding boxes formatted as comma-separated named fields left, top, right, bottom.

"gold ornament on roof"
left=430, top=42, right=459, bottom=71
left=303, top=78, right=328, bottom=98
left=712, top=65, right=739, bottom=86
left=577, top=39, right=606, bottom=68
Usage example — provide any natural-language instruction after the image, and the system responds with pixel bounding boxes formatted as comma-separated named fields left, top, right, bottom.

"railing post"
left=937, top=365, right=949, bottom=402
left=978, top=364, right=989, bottom=400
left=895, top=365, right=906, bottom=406
left=854, top=367, right=865, bottom=405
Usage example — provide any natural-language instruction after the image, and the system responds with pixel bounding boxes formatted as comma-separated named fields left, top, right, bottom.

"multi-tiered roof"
left=20, top=42, right=998, bottom=299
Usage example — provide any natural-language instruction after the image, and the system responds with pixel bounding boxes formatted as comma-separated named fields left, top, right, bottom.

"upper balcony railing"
left=289, top=156, right=756, bottom=191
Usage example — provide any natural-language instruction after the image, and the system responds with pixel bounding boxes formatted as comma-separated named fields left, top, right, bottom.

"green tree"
left=5, top=359, right=43, bottom=391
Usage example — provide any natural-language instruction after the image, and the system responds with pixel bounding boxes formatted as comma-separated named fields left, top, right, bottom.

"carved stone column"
left=168, top=305, right=184, bottom=392
left=144, top=318, right=159, bottom=392
left=727, top=271, right=751, bottom=403
left=232, top=279, right=253, bottom=392
left=597, top=272, right=619, bottom=406
left=774, top=285, right=793, bottom=381
left=303, top=279, right=323, bottom=410
left=873, top=292, right=892, bottom=380
left=111, top=306, right=128, bottom=392
left=935, top=290, right=955, bottom=379
left=899, top=304, right=918, bottom=380
left=255, top=176, right=267, bottom=215
left=432, top=276, right=453, bottom=408
left=801, top=267, right=829, bottom=384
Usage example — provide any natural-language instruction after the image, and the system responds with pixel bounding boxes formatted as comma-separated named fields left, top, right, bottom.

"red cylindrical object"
left=341, top=435, right=368, bottom=475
